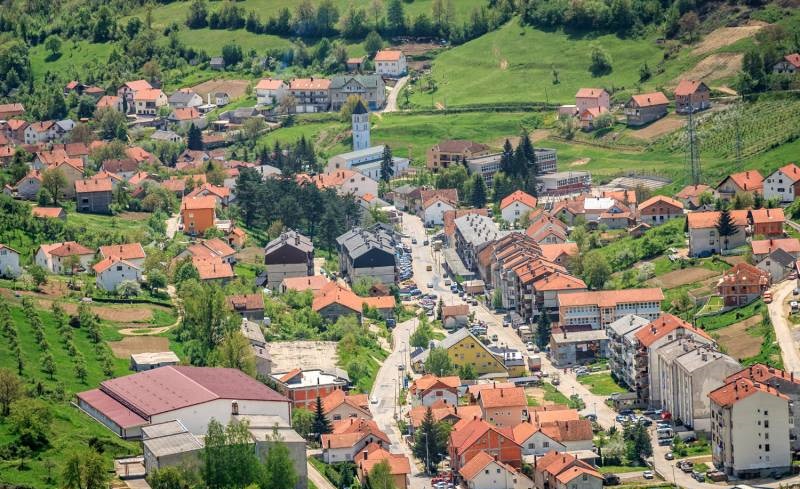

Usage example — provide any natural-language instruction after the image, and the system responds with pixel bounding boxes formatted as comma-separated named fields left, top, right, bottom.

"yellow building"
left=436, top=328, right=520, bottom=377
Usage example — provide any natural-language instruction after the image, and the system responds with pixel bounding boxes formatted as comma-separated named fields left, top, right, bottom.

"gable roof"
left=751, top=238, right=800, bottom=256
left=500, top=190, right=538, bottom=210
left=556, top=466, right=603, bottom=484
left=687, top=210, right=748, bottom=229
left=719, top=170, right=764, bottom=192
left=99, top=243, right=145, bottom=261
left=102, top=158, right=139, bottom=174
left=255, top=78, right=286, bottom=90
left=181, top=195, right=217, bottom=211
left=76, top=177, right=113, bottom=193
left=575, top=88, right=607, bottom=99
left=460, top=451, right=511, bottom=481
left=783, top=53, right=800, bottom=68
left=93, top=256, right=139, bottom=274
left=171, top=107, right=202, bottom=121
left=770, top=163, right=800, bottom=183
left=227, top=293, right=264, bottom=312
left=411, top=374, right=461, bottom=395
left=639, top=195, right=684, bottom=211
left=374, top=50, right=403, bottom=62
left=674, top=79, right=708, bottom=96
left=719, top=262, right=769, bottom=288
left=289, top=78, right=331, bottom=90
left=280, top=275, right=330, bottom=293
left=630, top=92, right=669, bottom=107
left=192, top=257, right=234, bottom=280
left=450, top=418, right=518, bottom=455
left=322, top=389, right=370, bottom=417
left=31, top=206, right=64, bottom=219
left=39, top=241, right=94, bottom=258
left=725, top=363, right=800, bottom=386
left=635, top=313, right=711, bottom=348
left=133, top=88, right=165, bottom=101
left=750, top=207, right=785, bottom=225
left=312, top=282, right=395, bottom=314
left=709, top=377, right=788, bottom=408
left=123, top=80, right=153, bottom=92
left=478, top=386, right=526, bottom=408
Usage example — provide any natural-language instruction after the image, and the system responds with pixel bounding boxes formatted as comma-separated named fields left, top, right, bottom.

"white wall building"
left=255, top=78, right=288, bottom=105
left=35, top=242, right=95, bottom=274
left=374, top=50, right=407, bottom=77
left=422, top=197, right=457, bottom=226
left=763, top=163, right=800, bottom=204
left=326, top=146, right=410, bottom=182
left=0, top=244, right=21, bottom=278
left=94, top=257, right=142, bottom=292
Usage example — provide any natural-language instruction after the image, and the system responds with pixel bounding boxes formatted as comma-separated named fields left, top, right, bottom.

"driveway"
left=768, top=280, right=800, bottom=374
left=165, top=214, right=179, bottom=239
left=383, top=76, right=409, bottom=113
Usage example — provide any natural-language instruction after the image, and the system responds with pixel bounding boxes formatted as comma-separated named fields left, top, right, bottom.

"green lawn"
left=696, top=300, right=764, bottom=332
left=578, top=373, right=628, bottom=396
left=29, top=40, right=113, bottom=80
left=541, top=382, right=570, bottom=405
left=408, top=21, right=698, bottom=107
left=595, top=465, right=650, bottom=474
left=175, top=28, right=293, bottom=56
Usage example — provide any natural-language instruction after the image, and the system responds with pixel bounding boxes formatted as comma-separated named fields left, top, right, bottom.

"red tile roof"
left=630, top=92, right=669, bottom=107
left=718, top=263, right=769, bottom=288
left=639, top=195, right=684, bottom=211
left=133, top=88, right=165, bottom=101
left=227, top=293, right=264, bottom=312
left=31, top=206, right=64, bottom=219
left=75, top=177, right=113, bottom=193
left=171, top=107, right=201, bottom=121
left=558, top=288, right=664, bottom=308
left=411, top=375, right=461, bottom=395
left=99, top=243, right=145, bottom=261
left=256, top=78, right=286, bottom=90
left=750, top=207, right=785, bottom=225
left=783, top=53, right=800, bottom=69
left=181, top=195, right=217, bottom=211
left=500, top=190, right=538, bottom=210
left=192, top=257, right=234, bottom=280
left=751, top=238, right=800, bottom=256
left=312, top=282, right=395, bottom=314
left=478, top=386, right=527, bottom=408
left=281, top=275, right=330, bottom=292
left=40, top=241, right=93, bottom=258
left=123, top=80, right=153, bottom=92
left=722, top=170, right=764, bottom=192
left=674, top=79, right=707, bottom=96
left=575, top=88, right=607, bottom=99
left=539, top=243, right=579, bottom=263
left=289, top=78, right=331, bottom=90
left=102, top=158, right=139, bottom=174
left=773, top=163, right=800, bottom=183
left=93, top=256, right=139, bottom=274
left=635, top=313, right=711, bottom=348
left=374, top=50, right=403, bottom=62
left=97, top=95, right=121, bottom=109
left=687, top=210, right=748, bottom=229
left=709, top=377, right=788, bottom=408
left=540, top=419, right=594, bottom=442
left=322, top=389, right=370, bottom=416
left=460, top=451, right=516, bottom=481
left=726, top=363, right=800, bottom=386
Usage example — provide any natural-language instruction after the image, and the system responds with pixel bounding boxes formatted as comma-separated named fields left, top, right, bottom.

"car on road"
left=794, top=288, right=800, bottom=296
left=602, top=474, right=620, bottom=486
left=642, top=471, right=654, bottom=480
left=490, top=334, right=498, bottom=342
left=426, top=281, right=434, bottom=288
left=658, top=438, right=672, bottom=446
left=691, top=471, right=705, bottom=482
left=615, top=414, right=629, bottom=424
left=423, top=240, right=429, bottom=246
left=526, top=342, right=535, bottom=351
left=369, top=396, right=378, bottom=404
left=584, top=414, right=597, bottom=422
left=678, top=461, right=694, bottom=472
left=411, top=238, right=417, bottom=244
left=664, top=452, right=674, bottom=460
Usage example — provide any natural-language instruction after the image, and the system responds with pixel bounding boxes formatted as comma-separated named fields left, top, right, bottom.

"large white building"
left=35, top=241, right=95, bottom=274
left=326, top=146, right=410, bottom=182
left=373, top=50, right=407, bottom=77
left=77, top=366, right=291, bottom=439
left=93, top=257, right=142, bottom=292
left=710, top=378, right=792, bottom=478
left=687, top=210, right=748, bottom=257
left=556, top=289, right=664, bottom=330
left=351, top=100, right=370, bottom=151
left=606, top=315, right=651, bottom=391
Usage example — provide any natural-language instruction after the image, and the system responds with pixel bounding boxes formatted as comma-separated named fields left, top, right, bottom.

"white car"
left=369, top=396, right=379, bottom=404
left=643, top=471, right=654, bottom=479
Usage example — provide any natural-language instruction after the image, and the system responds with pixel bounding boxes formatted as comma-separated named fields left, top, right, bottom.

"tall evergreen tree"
left=312, top=396, right=332, bottom=442
left=412, top=408, right=447, bottom=474
left=470, top=173, right=487, bottom=208
left=380, top=145, right=394, bottom=182
left=512, top=144, right=527, bottom=179
left=187, top=124, right=203, bottom=150
left=499, top=139, right=514, bottom=174
left=386, top=0, right=406, bottom=35
left=716, top=208, right=736, bottom=252
left=519, top=130, right=535, bottom=165
left=536, top=311, right=551, bottom=351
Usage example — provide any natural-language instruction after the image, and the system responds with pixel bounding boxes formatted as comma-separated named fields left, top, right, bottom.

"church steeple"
left=351, top=99, right=370, bottom=151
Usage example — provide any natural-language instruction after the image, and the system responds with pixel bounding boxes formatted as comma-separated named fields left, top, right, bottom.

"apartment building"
left=454, top=214, right=504, bottom=271
left=556, top=289, right=664, bottom=330
left=606, top=315, right=651, bottom=394
left=336, top=225, right=397, bottom=285
left=263, top=229, right=314, bottom=290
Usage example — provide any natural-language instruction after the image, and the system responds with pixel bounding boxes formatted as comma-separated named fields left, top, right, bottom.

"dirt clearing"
left=716, top=315, right=763, bottom=360
left=678, top=52, right=744, bottom=84
left=647, top=267, right=720, bottom=289
left=569, top=158, right=591, bottom=167
left=269, top=340, right=339, bottom=373
left=191, top=79, right=250, bottom=101
left=627, top=115, right=686, bottom=141
left=691, top=23, right=766, bottom=56
left=109, top=336, right=170, bottom=358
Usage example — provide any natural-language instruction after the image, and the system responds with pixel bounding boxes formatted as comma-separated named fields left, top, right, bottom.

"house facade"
left=409, top=375, right=460, bottom=407
left=134, top=89, right=168, bottom=116
left=674, top=80, right=710, bottom=113
left=94, top=257, right=142, bottom=292
left=638, top=195, right=683, bottom=226
left=374, top=50, right=407, bottom=77
left=575, top=88, right=610, bottom=113
left=263, top=230, right=315, bottom=289
left=75, top=178, right=113, bottom=214
left=0, top=244, right=21, bottom=278
left=329, top=75, right=386, bottom=111
left=763, top=163, right=800, bottom=204
left=687, top=210, right=748, bottom=257
left=717, top=263, right=769, bottom=308
left=35, top=242, right=95, bottom=274
left=625, top=92, right=669, bottom=126
left=426, top=140, right=490, bottom=173
left=289, top=78, right=331, bottom=113
left=500, top=191, right=538, bottom=224
left=255, top=78, right=287, bottom=105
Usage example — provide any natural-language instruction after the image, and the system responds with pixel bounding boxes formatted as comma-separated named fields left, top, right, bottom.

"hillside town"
left=3, top=2, right=800, bottom=489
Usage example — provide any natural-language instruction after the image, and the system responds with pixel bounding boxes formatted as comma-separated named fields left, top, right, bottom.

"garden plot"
left=605, top=176, right=670, bottom=191
left=715, top=315, right=763, bottom=360
left=109, top=336, right=170, bottom=358
left=647, top=267, right=719, bottom=289
left=191, top=79, right=250, bottom=101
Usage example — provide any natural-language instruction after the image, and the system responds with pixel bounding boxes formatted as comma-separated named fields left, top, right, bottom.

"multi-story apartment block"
left=607, top=315, right=651, bottom=394
left=556, top=289, right=664, bottom=330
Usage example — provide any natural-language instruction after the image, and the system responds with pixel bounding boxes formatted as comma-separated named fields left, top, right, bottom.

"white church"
left=325, top=99, right=409, bottom=181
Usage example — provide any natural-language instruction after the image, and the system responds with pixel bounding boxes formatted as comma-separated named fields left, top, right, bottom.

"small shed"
left=210, top=57, right=225, bottom=70
left=130, top=351, right=180, bottom=371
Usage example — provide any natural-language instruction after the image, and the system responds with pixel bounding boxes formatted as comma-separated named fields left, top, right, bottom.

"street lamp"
left=423, top=432, right=430, bottom=475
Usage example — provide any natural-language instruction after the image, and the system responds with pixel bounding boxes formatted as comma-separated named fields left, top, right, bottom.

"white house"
left=255, top=78, right=287, bottom=105
left=24, top=121, right=57, bottom=145
left=500, top=190, right=538, bottom=224
left=99, top=243, right=146, bottom=269
left=409, top=375, right=460, bottom=407
left=93, top=257, right=142, bottom=292
left=763, top=163, right=800, bottom=204
left=134, top=89, right=168, bottom=116
left=0, top=244, right=21, bottom=278
left=168, top=89, right=204, bottom=109
left=35, top=242, right=95, bottom=274
left=326, top=146, right=410, bottom=182
left=422, top=196, right=457, bottom=226
left=513, top=422, right=565, bottom=456
left=687, top=210, right=748, bottom=257
left=460, top=451, right=534, bottom=489
left=320, top=419, right=390, bottom=463
left=312, top=170, right=379, bottom=198
left=374, top=50, right=407, bottom=77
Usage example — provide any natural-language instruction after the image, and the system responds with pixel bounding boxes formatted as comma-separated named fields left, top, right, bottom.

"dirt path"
left=769, top=281, right=800, bottom=374
left=627, top=115, right=686, bottom=141
left=691, top=23, right=766, bottom=56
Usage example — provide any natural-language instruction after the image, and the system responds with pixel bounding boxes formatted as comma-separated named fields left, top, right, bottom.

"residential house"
left=500, top=191, right=539, bottom=224
left=459, top=450, right=534, bottom=489
left=180, top=196, right=217, bottom=236
left=653, top=338, right=741, bottom=431
left=127, top=146, right=157, bottom=166
left=709, top=378, right=792, bottom=478
left=725, top=364, right=800, bottom=452
left=575, top=88, right=610, bottom=114
left=209, top=57, right=225, bottom=70
left=532, top=451, right=602, bottom=489
left=624, top=92, right=669, bottom=126
left=422, top=328, right=508, bottom=378
left=289, top=78, right=331, bottom=113
left=557, top=288, right=664, bottom=330
left=168, top=89, right=203, bottom=109
left=477, top=386, right=528, bottom=428
left=0, top=103, right=25, bottom=119
left=321, top=418, right=390, bottom=463
left=687, top=210, right=748, bottom=257
left=97, top=95, right=124, bottom=112
left=579, top=107, right=609, bottom=130
left=170, top=107, right=207, bottom=130
left=513, top=420, right=566, bottom=457
left=227, top=293, right=265, bottom=322
left=322, top=390, right=371, bottom=422
left=240, top=319, right=271, bottom=376
left=674, top=80, right=710, bottom=113
left=6, top=119, right=28, bottom=143
left=427, top=140, right=490, bottom=173
left=76, top=366, right=291, bottom=439
left=310, top=170, right=379, bottom=198
left=356, top=444, right=411, bottom=489
left=134, top=89, right=168, bottom=116
left=336, top=225, right=397, bottom=285
left=93, top=257, right=142, bottom=292
left=715, top=170, right=764, bottom=201
left=539, top=243, right=579, bottom=268
left=311, top=282, right=395, bottom=322
left=0, top=244, right=21, bottom=278
left=75, top=177, right=113, bottom=214
left=441, top=304, right=470, bottom=329
left=346, top=57, right=365, bottom=72
left=763, top=163, right=800, bottom=204
left=102, top=158, right=139, bottom=180
left=24, top=121, right=57, bottom=145
left=31, top=206, right=66, bottom=220
left=773, top=53, right=800, bottom=74
left=255, top=78, right=287, bottom=106
left=749, top=207, right=784, bottom=237
left=151, top=130, right=182, bottom=143
left=676, top=184, right=712, bottom=210
left=449, top=418, right=522, bottom=471
left=54, top=119, right=76, bottom=140
left=549, top=328, right=609, bottom=367
left=263, top=229, right=314, bottom=290
left=751, top=238, right=800, bottom=262
left=409, top=375, right=461, bottom=407
left=117, top=80, right=153, bottom=112
left=756, top=249, right=796, bottom=282
left=374, top=50, right=407, bottom=77
left=35, top=241, right=95, bottom=274
left=186, top=183, right=232, bottom=206
left=214, top=92, right=230, bottom=106
left=638, top=195, right=684, bottom=226
left=634, top=314, right=714, bottom=407
left=99, top=243, right=146, bottom=269
left=717, top=263, right=770, bottom=308
left=16, top=170, right=43, bottom=200
left=329, top=75, right=386, bottom=111
left=185, top=238, right=236, bottom=265
left=422, top=194, right=458, bottom=226
left=280, top=275, right=330, bottom=294
left=192, top=257, right=234, bottom=283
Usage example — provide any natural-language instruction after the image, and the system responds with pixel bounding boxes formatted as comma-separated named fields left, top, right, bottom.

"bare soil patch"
left=394, top=42, right=440, bottom=57
left=191, top=79, right=250, bottom=101
left=0, top=288, right=161, bottom=322
left=716, top=314, right=763, bottom=360
left=691, top=23, right=767, bottom=56
left=269, top=340, right=339, bottom=373
left=647, top=267, right=719, bottom=289
left=678, top=52, right=744, bottom=84
left=721, top=255, right=747, bottom=266
left=109, top=336, right=170, bottom=358
left=569, top=158, right=591, bottom=167
left=627, top=115, right=686, bottom=141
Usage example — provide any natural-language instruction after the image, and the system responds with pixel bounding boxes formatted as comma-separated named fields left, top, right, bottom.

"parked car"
left=691, top=471, right=705, bottom=482
left=764, top=291, right=773, bottom=303
left=679, top=461, right=694, bottom=473
left=658, top=438, right=672, bottom=446
left=602, top=474, right=620, bottom=486
left=664, top=452, right=674, bottom=460
left=411, top=238, right=417, bottom=244
left=490, top=334, right=498, bottom=342
left=642, top=471, right=654, bottom=480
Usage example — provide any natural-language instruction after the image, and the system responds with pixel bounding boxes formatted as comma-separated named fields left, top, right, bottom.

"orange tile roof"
left=75, top=177, right=113, bottom=193
left=289, top=78, right=331, bottom=90
left=359, top=453, right=411, bottom=476
left=281, top=275, right=330, bottom=292
left=575, top=88, right=607, bottom=99
left=133, top=88, right=164, bottom=101
left=126, top=146, right=154, bottom=163
left=203, top=238, right=236, bottom=257
left=187, top=183, right=231, bottom=200
left=676, top=184, right=711, bottom=199
left=773, top=163, right=800, bottom=183
left=726, top=363, right=800, bottom=386
left=181, top=195, right=217, bottom=211
left=751, top=238, right=800, bottom=256
left=450, top=418, right=518, bottom=455
left=533, top=272, right=586, bottom=292
left=533, top=409, right=580, bottom=424
left=93, top=256, right=139, bottom=274
left=630, top=92, right=669, bottom=107
left=411, top=375, right=461, bottom=395
left=322, top=389, right=370, bottom=416
left=31, top=206, right=64, bottom=219
left=558, top=288, right=664, bottom=308
left=709, top=377, right=788, bottom=408
left=331, top=418, right=389, bottom=443
left=96, top=95, right=120, bottom=108
left=718, top=263, right=769, bottom=288
left=674, top=79, right=707, bottom=96
left=374, top=50, right=403, bottom=62
left=256, top=78, right=286, bottom=90
left=634, top=313, right=711, bottom=348
left=467, top=382, right=515, bottom=399
left=40, top=241, right=94, bottom=258
left=124, top=80, right=153, bottom=91
left=500, top=190, right=538, bottom=210
left=750, top=207, right=785, bottom=225
left=722, top=170, right=764, bottom=192
left=192, top=257, right=234, bottom=280
left=540, top=419, right=593, bottom=442
left=227, top=293, right=264, bottom=312
left=556, top=466, right=602, bottom=484
left=321, top=431, right=369, bottom=449
left=639, top=195, right=684, bottom=211
left=478, top=387, right=526, bottom=409
left=171, top=107, right=201, bottom=121
left=312, top=283, right=395, bottom=314
left=687, top=210, right=748, bottom=229
left=459, top=450, right=515, bottom=481
left=539, top=243, right=579, bottom=263
left=99, top=243, right=145, bottom=261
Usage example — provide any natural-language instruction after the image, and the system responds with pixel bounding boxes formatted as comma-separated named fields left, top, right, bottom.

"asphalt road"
left=383, top=76, right=409, bottom=113
left=768, top=280, right=800, bottom=374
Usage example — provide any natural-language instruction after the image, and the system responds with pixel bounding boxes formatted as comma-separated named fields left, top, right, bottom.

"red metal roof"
left=77, top=388, right=148, bottom=428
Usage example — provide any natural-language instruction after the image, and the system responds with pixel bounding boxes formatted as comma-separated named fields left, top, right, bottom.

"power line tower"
left=686, top=103, right=701, bottom=185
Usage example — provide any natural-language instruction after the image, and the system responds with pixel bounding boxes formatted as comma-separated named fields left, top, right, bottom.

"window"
left=765, top=420, right=769, bottom=428
left=765, top=444, right=770, bottom=452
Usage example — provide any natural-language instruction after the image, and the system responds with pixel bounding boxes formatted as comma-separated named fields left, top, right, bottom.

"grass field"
left=30, top=40, right=113, bottom=80
left=407, top=21, right=698, bottom=107
left=0, top=301, right=137, bottom=488
left=175, top=28, right=293, bottom=56
left=578, top=372, right=628, bottom=396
